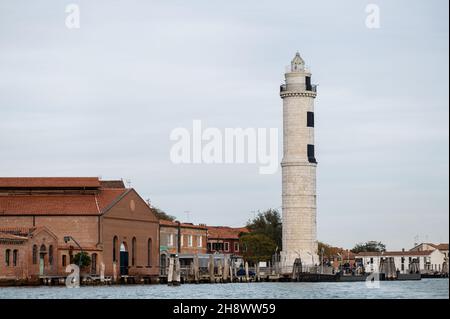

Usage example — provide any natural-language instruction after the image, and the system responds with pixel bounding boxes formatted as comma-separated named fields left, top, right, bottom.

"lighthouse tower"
left=280, top=52, right=318, bottom=270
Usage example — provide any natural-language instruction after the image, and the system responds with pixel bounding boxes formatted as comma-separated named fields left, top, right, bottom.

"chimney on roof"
left=402, top=248, right=405, bottom=252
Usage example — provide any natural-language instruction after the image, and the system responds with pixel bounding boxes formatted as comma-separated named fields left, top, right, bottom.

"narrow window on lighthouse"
left=307, top=112, right=314, bottom=127
left=305, top=76, right=312, bottom=91
left=307, top=144, right=317, bottom=163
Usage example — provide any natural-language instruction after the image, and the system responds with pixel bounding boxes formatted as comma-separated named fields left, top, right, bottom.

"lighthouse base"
left=279, top=250, right=319, bottom=275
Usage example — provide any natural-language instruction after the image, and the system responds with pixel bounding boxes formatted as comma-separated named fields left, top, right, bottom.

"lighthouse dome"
left=291, top=52, right=305, bottom=72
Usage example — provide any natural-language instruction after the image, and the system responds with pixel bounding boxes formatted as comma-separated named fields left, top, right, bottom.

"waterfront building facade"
left=410, top=242, right=449, bottom=259
left=0, top=177, right=160, bottom=282
left=206, top=226, right=248, bottom=256
left=280, top=52, right=319, bottom=269
left=159, top=220, right=208, bottom=256
left=355, top=250, right=447, bottom=274
left=159, top=220, right=207, bottom=272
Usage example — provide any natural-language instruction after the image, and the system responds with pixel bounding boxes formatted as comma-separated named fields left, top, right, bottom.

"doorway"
left=120, top=243, right=129, bottom=276
left=39, top=244, right=46, bottom=276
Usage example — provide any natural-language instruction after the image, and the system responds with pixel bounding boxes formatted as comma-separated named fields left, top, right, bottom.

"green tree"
left=151, top=206, right=177, bottom=221
left=246, top=209, right=282, bottom=250
left=318, top=242, right=341, bottom=258
left=73, top=252, right=91, bottom=269
left=351, top=241, right=386, bottom=253
left=240, top=233, right=277, bottom=265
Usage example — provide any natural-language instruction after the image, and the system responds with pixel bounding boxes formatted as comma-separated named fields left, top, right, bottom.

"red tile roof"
left=0, top=227, right=32, bottom=237
left=207, top=226, right=249, bottom=239
left=159, top=220, right=207, bottom=230
left=431, top=243, right=449, bottom=251
left=100, top=180, right=125, bottom=189
left=0, top=177, right=101, bottom=188
left=0, top=231, right=28, bottom=241
left=0, top=187, right=129, bottom=215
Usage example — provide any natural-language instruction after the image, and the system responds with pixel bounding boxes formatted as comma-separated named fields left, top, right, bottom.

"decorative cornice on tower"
left=280, top=91, right=317, bottom=98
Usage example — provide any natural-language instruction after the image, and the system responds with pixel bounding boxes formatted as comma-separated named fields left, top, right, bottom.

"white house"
left=355, top=250, right=447, bottom=274
left=410, top=243, right=449, bottom=260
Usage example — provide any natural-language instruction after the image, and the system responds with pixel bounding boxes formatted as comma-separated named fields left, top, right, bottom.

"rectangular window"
left=188, top=235, right=193, bottom=247
left=197, top=236, right=203, bottom=248
left=13, top=250, right=18, bottom=267
left=307, top=112, right=314, bottom=127
left=180, top=235, right=184, bottom=247
left=168, top=234, right=174, bottom=247
left=224, top=242, right=230, bottom=252
left=307, top=144, right=317, bottom=163
left=305, top=76, right=312, bottom=91
left=5, top=249, right=10, bottom=266
left=234, top=243, right=239, bottom=252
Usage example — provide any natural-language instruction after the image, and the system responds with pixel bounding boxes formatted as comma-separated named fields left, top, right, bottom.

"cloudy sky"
left=0, top=0, right=448, bottom=250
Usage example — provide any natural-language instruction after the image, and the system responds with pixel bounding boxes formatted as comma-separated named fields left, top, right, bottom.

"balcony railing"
left=280, top=84, right=317, bottom=93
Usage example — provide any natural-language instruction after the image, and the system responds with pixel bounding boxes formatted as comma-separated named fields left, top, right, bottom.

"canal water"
left=0, top=279, right=448, bottom=299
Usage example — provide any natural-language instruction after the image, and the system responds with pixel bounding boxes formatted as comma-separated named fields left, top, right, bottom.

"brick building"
left=159, top=220, right=207, bottom=272
left=159, top=220, right=208, bottom=256
left=206, top=226, right=249, bottom=256
left=0, top=177, right=160, bottom=282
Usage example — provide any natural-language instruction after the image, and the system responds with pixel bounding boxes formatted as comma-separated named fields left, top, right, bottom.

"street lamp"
left=64, top=236, right=84, bottom=271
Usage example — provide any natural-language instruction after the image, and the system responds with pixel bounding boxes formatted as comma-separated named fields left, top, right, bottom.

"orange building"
left=0, top=177, right=160, bottom=283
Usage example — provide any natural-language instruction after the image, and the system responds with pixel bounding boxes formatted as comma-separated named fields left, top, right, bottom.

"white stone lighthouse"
left=280, top=52, right=318, bottom=270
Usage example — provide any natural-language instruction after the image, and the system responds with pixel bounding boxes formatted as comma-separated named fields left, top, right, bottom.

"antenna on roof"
left=184, top=211, right=190, bottom=223
left=125, top=179, right=132, bottom=188
left=414, top=235, right=419, bottom=247
left=146, top=198, right=151, bottom=208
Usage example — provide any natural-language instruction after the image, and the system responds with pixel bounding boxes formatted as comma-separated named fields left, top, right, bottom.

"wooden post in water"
left=229, top=264, right=234, bottom=283
left=193, top=254, right=200, bottom=283
left=112, top=262, right=117, bottom=283
left=167, top=257, right=174, bottom=285
left=209, top=255, right=215, bottom=283
left=223, top=256, right=229, bottom=282
left=245, top=261, right=250, bottom=282
left=174, top=257, right=181, bottom=286
left=218, top=259, right=223, bottom=281
left=256, top=262, right=260, bottom=282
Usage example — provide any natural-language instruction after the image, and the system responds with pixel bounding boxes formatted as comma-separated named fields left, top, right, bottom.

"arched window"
left=13, top=250, right=18, bottom=267
left=91, top=253, right=97, bottom=274
left=113, top=236, right=118, bottom=262
left=32, top=245, right=38, bottom=264
left=49, top=245, right=54, bottom=265
left=5, top=249, right=10, bottom=266
left=40, top=244, right=46, bottom=253
left=147, top=238, right=152, bottom=267
left=132, top=237, right=137, bottom=266
left=62, top=255, right=67, bottom=267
